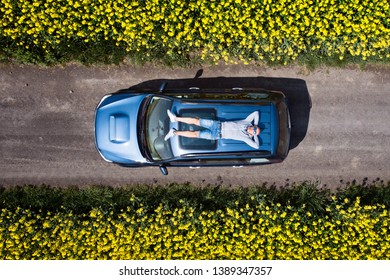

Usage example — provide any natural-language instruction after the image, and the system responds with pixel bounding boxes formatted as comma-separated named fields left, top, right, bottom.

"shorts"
left=198, top=119, right=221, bottom=140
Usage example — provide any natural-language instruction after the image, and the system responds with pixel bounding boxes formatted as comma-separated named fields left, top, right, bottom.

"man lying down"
left=164, top=110, right=260, bottom=149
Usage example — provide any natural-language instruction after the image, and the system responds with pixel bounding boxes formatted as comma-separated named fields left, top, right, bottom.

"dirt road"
left=0, top=63, right=389, bottom=188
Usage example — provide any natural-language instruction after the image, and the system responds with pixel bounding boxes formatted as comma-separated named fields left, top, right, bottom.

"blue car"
left=94, top=84, right=291, bottom=175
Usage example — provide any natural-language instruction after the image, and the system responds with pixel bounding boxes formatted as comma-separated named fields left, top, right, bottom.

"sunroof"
left=178, top=108, right=217, bottom=150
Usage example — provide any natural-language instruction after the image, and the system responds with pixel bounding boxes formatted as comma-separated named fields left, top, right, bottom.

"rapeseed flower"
left=1, top=197, right=389, bottom=260
left=0, top=0, right=389, bottom=64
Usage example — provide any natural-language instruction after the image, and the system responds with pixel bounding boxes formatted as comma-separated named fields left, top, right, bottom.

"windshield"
left=144, top=96, right=174, bottom=161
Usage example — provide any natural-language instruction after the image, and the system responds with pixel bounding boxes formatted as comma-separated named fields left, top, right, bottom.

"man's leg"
left=167, top=110, right=200, bottom=126
left=175, top=117, right=200, bottom=126
left=166, top=119, right=217, bottom=141
left=174, top=130, right=200, bottom=138
left=165, top=129, right=199, bottom=141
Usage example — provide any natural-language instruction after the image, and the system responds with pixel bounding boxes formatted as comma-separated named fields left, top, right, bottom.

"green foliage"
left=1, top=0, right=389, bottom=66
left=1, top=180, right=389, bottom=216
left=337, top=178, right=390, bottom=207
left=1, top=180, right=389, bottom=260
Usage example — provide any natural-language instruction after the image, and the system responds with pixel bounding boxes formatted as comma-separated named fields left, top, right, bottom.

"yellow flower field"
left=1, top=197, right=389, bottom=260
left=0, top=0, right=389, bottom=64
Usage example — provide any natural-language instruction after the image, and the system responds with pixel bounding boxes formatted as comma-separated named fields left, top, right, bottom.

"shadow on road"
left=128, top=70, right=311, bottom=150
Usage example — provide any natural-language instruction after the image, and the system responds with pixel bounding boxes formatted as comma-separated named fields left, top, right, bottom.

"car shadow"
left=128, top=70, right=311, bottom=150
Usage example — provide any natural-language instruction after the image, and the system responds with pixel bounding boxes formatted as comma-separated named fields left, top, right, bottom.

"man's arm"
left=254, top=134, right=259, bottom=148
left=243, top=136, right=259, bottom=149
left=244, top=111, right=259, bottom=125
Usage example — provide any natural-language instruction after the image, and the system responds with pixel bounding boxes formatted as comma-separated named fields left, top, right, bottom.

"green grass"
left=1, top=180, right=389, bottom=217
left=2, top=34, right=389, bottom=69
left=0, top=36, right=129, bottom=66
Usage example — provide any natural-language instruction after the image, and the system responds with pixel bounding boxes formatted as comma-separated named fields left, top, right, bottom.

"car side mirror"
left=159, top=166, right=168, bottom=176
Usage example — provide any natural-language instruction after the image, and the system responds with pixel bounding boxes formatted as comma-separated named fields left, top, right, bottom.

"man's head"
left=248, top=125, right=261, bottom=137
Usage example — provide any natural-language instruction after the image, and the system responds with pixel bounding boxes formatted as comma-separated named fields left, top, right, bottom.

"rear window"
left=276, top=101, right=290, bottom=158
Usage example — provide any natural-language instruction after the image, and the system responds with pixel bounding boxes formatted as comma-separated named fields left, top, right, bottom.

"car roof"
left=168, top=99, right=278, bottom=157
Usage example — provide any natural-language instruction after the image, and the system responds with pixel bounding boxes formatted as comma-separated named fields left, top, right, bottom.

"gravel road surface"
left=0, top=64, right=389, bottom=188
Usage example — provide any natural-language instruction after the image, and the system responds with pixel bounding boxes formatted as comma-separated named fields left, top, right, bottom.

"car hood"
left=94, top=94, right=147, bottom=164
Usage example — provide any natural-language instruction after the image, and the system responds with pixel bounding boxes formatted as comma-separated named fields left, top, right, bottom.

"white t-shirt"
left=221, top=111, right=259, bottom=149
